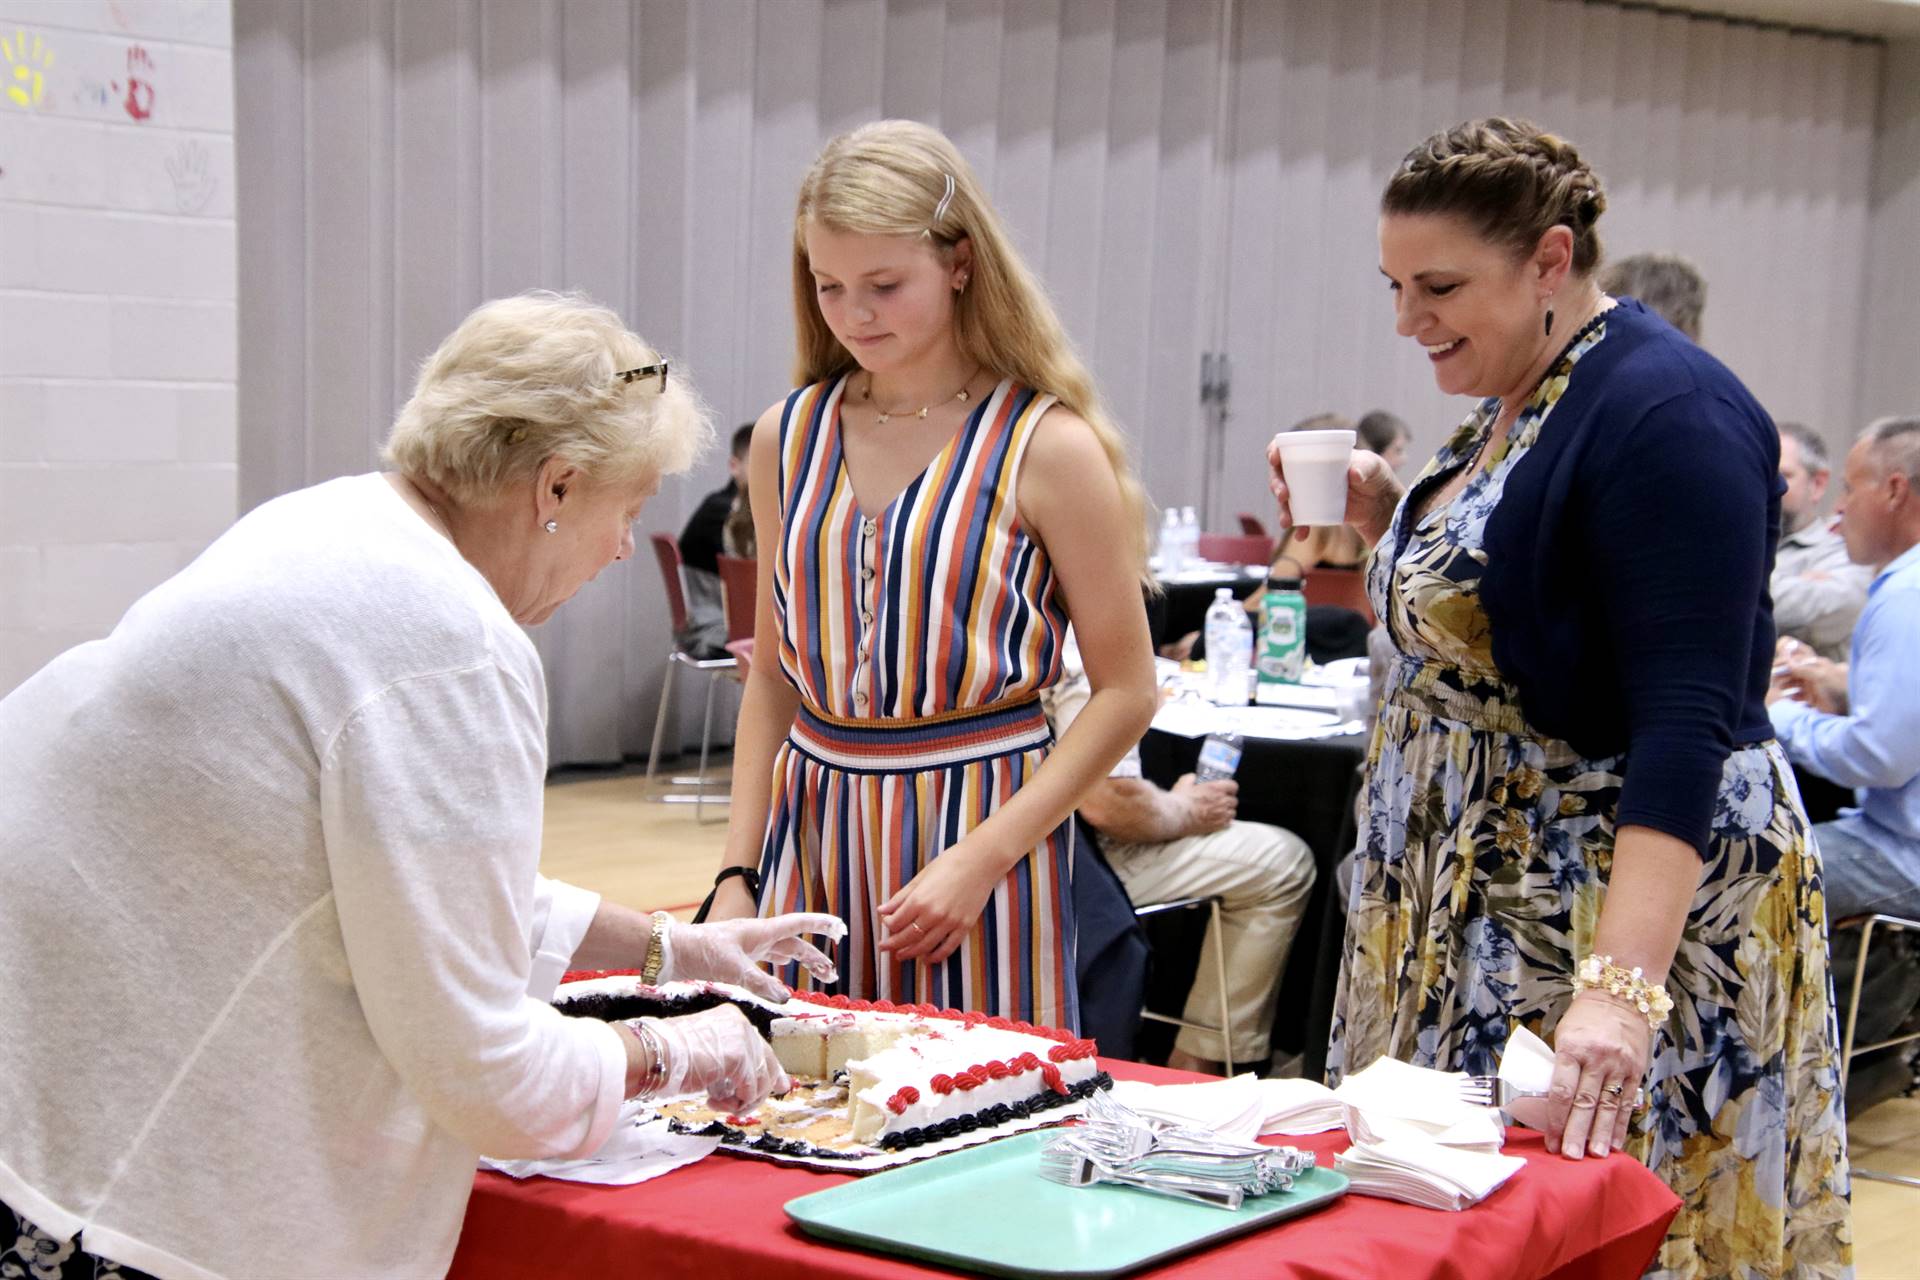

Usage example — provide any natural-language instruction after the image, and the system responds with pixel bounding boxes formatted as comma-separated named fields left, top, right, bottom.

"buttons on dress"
left=852, top=515, right=880, bottom=716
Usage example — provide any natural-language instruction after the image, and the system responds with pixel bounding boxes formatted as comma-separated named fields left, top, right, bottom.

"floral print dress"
left=1329, top=319, right=1853, bottom=1279
left=0, top=1201, right=153, bottom=1280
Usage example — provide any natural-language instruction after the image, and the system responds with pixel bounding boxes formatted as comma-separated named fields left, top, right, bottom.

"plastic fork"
left=1036, top=1146, right=1247, bottom=1209
left=1459, top=1075, right=1644, bottom=1109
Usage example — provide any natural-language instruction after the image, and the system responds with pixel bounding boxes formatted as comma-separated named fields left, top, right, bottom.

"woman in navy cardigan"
left=1270, top=119, right=1850, bottom=1278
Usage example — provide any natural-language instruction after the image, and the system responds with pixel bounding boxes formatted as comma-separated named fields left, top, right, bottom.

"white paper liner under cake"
left=666, top=1095, right=1098, bottom=1173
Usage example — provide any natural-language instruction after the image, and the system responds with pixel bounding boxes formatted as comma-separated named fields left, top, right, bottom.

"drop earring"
left=544, top=520, right=558, bottom=533
left=1544, top=307, right=1555, bottom=338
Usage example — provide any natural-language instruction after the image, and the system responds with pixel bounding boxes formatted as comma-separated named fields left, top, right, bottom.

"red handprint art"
left=117, top=44, right=153, bottom=121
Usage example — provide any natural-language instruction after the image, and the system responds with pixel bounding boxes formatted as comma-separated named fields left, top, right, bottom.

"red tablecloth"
left=450, top=1061, right=1679, bottom=1280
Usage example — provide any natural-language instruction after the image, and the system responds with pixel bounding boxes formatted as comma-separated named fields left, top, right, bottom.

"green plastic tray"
left=785, top=1131, right=1349, bottom=1278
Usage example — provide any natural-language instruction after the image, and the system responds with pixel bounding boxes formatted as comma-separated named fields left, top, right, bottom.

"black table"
left=1135, top=724, right=1367, bottom=1078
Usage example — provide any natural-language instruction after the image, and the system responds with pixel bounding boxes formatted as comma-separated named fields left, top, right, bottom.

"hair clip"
left=932, top=173, right=956, bottom=227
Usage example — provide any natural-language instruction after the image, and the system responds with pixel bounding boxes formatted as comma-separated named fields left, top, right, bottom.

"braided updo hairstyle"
left=1382, top=118, right=1608, bottom=276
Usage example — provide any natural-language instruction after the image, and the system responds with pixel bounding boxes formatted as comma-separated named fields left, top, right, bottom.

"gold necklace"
left=861, top=370, right=978, bottom=425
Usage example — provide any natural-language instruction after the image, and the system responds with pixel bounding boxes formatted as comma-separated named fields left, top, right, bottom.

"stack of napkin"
left=1329, top=1058, right=1523, bottom=1210
left=1109, top=1073, right=1347, bottom=1141
left=1331, top=1056, right=1505, bottom=1152
left=1333, top=1137, right=1525, bottom=1211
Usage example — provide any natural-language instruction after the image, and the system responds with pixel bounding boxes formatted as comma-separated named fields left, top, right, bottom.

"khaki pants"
left=1102, top=820, right=1315, bottom=1063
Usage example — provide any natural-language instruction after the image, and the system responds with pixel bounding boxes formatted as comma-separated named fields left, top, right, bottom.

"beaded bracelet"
left=1574, top=954, right=1675, bottom=1030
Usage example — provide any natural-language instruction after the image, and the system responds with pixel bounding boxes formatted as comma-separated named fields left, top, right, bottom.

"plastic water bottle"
left=1179, top=506, right=1200, bottom=566
left=1195, top=731, right=1244, bottom=782
left=1203, top=586, right=1253, bottom=705
left=1159, top=508, right=1184, bottom=573
left=1256, top=574, right=1308, bottom=686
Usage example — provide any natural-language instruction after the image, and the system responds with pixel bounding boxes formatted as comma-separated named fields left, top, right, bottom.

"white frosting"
left=846, top=1025, right=1099, bottom=1140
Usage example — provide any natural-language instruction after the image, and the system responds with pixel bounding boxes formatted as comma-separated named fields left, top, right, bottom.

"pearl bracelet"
left=1574, top=954, right=1675, bottom=1030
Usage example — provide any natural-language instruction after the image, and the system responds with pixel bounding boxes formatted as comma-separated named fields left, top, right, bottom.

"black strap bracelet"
left=693, top=864, right=762, bottom=924
left=715, top=864, right=763, bottom=896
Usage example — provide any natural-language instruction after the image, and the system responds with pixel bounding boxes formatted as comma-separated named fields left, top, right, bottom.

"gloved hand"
left=658, top=912, right=847, bottom=1002
left=641, top=1005, right=789, bottom=1113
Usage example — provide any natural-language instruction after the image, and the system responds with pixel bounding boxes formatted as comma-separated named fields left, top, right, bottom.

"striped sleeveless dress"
left=755, top=374, right=1078, bottom=1031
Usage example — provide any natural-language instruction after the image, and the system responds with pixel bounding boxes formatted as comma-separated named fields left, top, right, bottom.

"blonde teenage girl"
left=705, top=121, right=1156, bottom=1030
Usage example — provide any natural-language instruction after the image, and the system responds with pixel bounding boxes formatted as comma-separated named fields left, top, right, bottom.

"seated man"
left=1042, top=632, right=1316, bottom=1075
left=1770, top=417, right=1920, bottom=924
left=1773, top=421, right=1871, bottom=662
left=676, top=423, right=753, bottom=657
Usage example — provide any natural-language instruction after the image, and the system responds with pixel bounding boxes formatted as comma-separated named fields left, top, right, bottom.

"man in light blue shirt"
left=1770, top=416, right=1920, bottom=923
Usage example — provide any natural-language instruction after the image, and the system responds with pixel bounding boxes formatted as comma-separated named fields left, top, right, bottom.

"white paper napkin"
left=1108, top=1074, right=1348, bottom=1140
left=480, top=1102, right=721, bottom=1186
left=1497, top=1026, right=1558, bottom=1131
left=1334, top=1137, right=1525, bottom=1211
left=1255, top=1078, right=1348, bottom=1136
left=1333, top=1057, right=1505, bottom=1153
left=1109, top=1074, right=1267, bottom=1142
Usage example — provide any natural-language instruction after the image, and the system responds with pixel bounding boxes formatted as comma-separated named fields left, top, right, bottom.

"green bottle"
left=1256, top=575, right=1307, bottom=686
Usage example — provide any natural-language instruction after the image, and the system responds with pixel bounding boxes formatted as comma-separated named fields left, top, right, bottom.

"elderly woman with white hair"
left=0, top=293, right=842, bottom=1280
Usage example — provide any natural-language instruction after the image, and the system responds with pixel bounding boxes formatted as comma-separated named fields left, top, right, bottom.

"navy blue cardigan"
left=1453, top=299, right=1781, bottom=853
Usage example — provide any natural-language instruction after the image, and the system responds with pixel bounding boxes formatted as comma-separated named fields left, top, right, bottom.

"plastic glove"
left=642, top=1005, right=790, bottom=1113
left=658, top=912, right=847, bottom=1002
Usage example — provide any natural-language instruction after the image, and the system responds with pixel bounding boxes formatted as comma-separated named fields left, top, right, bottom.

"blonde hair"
left=384, top=291, right=712, bottom=507
left=1383, top=118, right=1608, bottom=277
left=791, top=120, right=1151, bottom=580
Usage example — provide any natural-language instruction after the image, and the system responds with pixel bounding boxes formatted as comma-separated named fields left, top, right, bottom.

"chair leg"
left=646, top=655, right=676, bottom=792
left=1209, top=898, right=1234, bottom=1078
left=1840, top=918, right=1876, bottom=1095
left=695, top=671, right=726, bottom=824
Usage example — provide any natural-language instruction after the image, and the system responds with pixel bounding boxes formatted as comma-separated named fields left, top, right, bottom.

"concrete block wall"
left=0, top=0, right=234, bottom=694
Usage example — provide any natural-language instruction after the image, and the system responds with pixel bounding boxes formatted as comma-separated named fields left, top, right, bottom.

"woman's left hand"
left=663, top=913, right=847, bottom=1001
left=877, top=843, right=1007, bottom=966
left=1544, top=990, right=1653, bottom=1159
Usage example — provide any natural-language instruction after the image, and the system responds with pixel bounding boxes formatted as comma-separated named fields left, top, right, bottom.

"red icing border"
left=561, top=968, right=643, bottom=983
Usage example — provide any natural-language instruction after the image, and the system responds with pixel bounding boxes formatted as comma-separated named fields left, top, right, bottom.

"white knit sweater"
left=0, top=474, right=626, bottom=1280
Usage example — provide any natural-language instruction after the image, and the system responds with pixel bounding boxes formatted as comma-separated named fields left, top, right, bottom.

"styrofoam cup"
left=1273, top=429, right=1355, bottom=527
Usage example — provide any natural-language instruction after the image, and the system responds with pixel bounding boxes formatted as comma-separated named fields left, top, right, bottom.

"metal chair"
left=1196, top=531, right=1274, bottom=568
left=645, top=533, right=736, bottom=816
left=697, top=553, right=763, bottom=823
left=1836, top=911, right=1920, bottom=1188
left=1133, top=893, right=1236, bottom=1077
